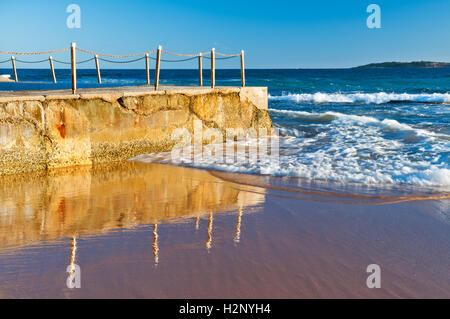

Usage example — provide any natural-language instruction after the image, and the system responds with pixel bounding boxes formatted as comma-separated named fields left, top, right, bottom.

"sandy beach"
left=0, top=162, right=448, bottom=298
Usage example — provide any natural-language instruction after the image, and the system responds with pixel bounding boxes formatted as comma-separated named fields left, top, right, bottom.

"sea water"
left=1, top=67, right=449, bottom=189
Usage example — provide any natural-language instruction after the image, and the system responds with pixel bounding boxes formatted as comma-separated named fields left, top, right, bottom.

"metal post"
left=155, top=45, right=162, bottom=90
left=49, top=56, right=56, bottom=83
left=240, top=50, right=245, bottom=87
left=198, top=53, right=203, bottom=87
left=211, top=48, right=215, bottom=88
left=145, top=53, right=150, bottom=85
left=11, top=56, right=18, bottom=82
left=71, top=42, right=77, bottom=93
left=95, top=55, right=101, bottom=84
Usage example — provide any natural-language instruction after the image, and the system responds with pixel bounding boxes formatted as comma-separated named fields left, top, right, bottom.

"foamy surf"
left=269, top=92, right=450, bottom=104
left=134, top=108, right=450, bottom=189
left=270, top=109, right=448, bottom=138
left=271, top=109, right=450, bottom=187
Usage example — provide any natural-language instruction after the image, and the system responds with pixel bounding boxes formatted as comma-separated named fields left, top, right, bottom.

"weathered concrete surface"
left=0, top=86, right=272, bottom=175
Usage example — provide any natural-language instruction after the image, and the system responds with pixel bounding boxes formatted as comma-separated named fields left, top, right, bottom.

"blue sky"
left=0, top=0, right=449, bottom=68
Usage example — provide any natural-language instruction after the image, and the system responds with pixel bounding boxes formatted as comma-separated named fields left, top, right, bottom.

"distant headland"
left=354, top=61, right=450, bottom=69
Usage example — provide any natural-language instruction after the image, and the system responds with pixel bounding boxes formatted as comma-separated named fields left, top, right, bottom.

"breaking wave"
left=269, top=92, right=450, bottom=104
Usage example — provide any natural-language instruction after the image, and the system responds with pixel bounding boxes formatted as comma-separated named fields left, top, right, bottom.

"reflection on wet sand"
left=195, top=216, right=200, bottom=230
left=68, top=236, right=77, bottom=270
left=234, top=206, right=243, bottom=244
left=66, top=236, right=78, bottom=288
left=0, top=162, right=265, bottom=250
left=152, top=224, right=159, bottom=266
left=205, top=212, right=214, bottom=252
left=1, top=162, right=448, bottom=298
left=211, top=171, right=450, bottom=205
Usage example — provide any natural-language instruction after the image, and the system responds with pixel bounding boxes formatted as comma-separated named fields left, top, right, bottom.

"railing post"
left=11, top=56, right=18, bottom=82
left=71, top=42, right=77, bottom=94
left=211, top=48, right=215, bottom=88
left=155, top=45, right=162, bottom=90
left=49, top=56, right=56, bottom=83
left=240, top=50, right=245, bottom=87
left=95, top=55, right=101, bottom=84
left=198, top=53, right=203, bottom=87
left=145, top=53, right=150, bottom=85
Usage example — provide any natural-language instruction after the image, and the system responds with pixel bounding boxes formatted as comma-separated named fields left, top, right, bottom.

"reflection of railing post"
left=195, top=216, right=200, bottom=230
left=152, top=224, right=159, bottom=266
left=198, top=53, right=203, bottom=87
left=69, top=236, right=77, bottom=267
left=211, top=48, right=215, bottom=88
left=234, top=206, right=243, bottom=244
left=206, top=212, right=213, bottom=251
left=145, top=53, right=150, bottom=86
left=240, top=50, right=245, bottom=87
left=49, top=56, right=56, bottom=83
left=66, top=236, right=81, bottom=289
left=71, top=42, right=77, bottom=94
left=155, top=45, right=162, bottom=90
left=11, top=56, right=18, bottom=82
left=95, top=55, right=101, bottom=84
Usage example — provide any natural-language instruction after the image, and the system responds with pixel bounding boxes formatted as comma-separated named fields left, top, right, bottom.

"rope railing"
left=161, top=50, right=212, bottom=57
left=150, top=55, right=199, bottom=63
left=75, top=47, right=156, bottom=58
left=97, top=56, right=146, bottom=64
left=77, top=57, right=96, bottom=65
left=53, top=59, right=71, bottom=65
left=204, top=55, right=239, bottom=60
left=0, top=43, right=246, bottom=91
left=0, top=47, right=70, bottom=55
left=215, top=52, right=241, bottom=57
left=161, top=50, right=199, bottom=57
left=14, top=58, right=50, bottom=64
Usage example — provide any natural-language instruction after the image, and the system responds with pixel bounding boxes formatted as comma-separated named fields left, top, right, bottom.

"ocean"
left=1, top=67, right=449, bottom=190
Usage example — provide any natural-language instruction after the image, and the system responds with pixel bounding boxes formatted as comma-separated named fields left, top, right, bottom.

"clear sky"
left=0, top=0, right=449, bottom=68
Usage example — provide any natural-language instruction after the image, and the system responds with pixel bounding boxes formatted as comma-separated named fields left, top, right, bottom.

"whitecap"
left=269, top=92, right=450, bottom=104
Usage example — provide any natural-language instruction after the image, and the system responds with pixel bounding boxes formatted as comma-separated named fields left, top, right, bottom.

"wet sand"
left=0, top=162, right=449, bottom=298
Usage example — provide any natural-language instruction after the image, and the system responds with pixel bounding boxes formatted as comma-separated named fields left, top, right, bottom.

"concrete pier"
left=0, top=86, right=272, bottom=175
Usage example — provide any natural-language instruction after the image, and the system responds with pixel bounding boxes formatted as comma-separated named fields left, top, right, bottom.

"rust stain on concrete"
left=0, top=86, right=271, bottom=175
left=56, top=123, right=66, bottom=138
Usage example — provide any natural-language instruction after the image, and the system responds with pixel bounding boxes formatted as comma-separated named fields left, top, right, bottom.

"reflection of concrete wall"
left=0, top=162, right=265, bottom=247
left=0, top=87, right=271, bottom=175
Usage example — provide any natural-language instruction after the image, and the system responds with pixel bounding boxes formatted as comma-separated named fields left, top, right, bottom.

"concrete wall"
left=0, top=87, right=272, bottom=175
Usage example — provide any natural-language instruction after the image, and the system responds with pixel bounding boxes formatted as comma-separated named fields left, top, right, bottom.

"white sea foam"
left=270, top=109, right=447, bottom=138
left=269, top=92, right=450, bottom=104
left=134, top=108, right=450, bottom=189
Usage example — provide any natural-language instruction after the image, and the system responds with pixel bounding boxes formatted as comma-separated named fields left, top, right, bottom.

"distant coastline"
left=355, top=61, right=450, bottom=69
